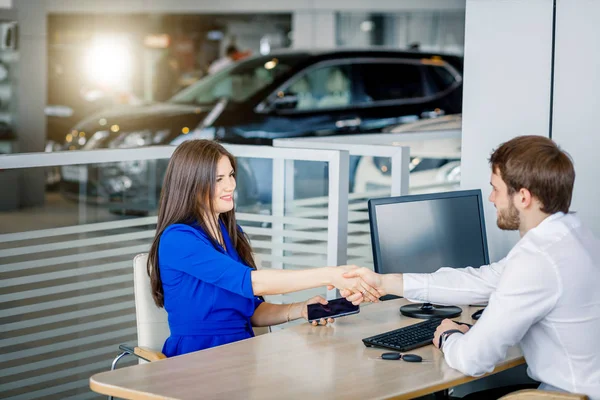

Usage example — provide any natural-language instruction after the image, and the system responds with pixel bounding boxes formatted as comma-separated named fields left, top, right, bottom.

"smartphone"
left=307, top=298, right=360, bottom=322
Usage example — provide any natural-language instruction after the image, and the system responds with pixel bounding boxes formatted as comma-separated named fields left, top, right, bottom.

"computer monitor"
left=368, top=189, right=490, bottom=319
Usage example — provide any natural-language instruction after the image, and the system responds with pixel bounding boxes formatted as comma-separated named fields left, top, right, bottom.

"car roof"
left=270, top=47, right=459, bottom=58
left=250, top=48, right=464, bottom=70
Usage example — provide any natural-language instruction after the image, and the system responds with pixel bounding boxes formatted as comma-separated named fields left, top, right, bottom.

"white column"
left=552, top=0, right=600, bottom=237
left=460, top=0, right=554, bottom=261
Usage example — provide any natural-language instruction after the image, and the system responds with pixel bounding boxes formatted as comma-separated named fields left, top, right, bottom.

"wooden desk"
left=90, top=299, right=524, bottom=400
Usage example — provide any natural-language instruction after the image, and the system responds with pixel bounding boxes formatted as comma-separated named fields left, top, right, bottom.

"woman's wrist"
left=285, top=303, right=294, bottom=322
left=290, top=302, right=304, bottom=321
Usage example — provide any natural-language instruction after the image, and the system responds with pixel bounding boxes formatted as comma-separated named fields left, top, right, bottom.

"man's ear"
left=517, top=188, right=533, bottom=209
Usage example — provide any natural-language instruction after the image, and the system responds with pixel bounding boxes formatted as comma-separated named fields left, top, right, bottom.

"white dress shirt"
left=404, top=212, right=600, bottom=400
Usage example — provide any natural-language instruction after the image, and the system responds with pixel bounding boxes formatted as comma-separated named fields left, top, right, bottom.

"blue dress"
left=158, top=221, right=263, bottom=357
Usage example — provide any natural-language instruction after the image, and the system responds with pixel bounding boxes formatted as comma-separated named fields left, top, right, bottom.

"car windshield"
left=169, top=55, right=303, bottom=106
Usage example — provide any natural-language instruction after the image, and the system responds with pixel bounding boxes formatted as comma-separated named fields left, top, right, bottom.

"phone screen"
left=307, top=298, right=360, bottom=321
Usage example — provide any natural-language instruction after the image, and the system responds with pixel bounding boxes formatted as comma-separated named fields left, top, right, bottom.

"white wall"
left=552, top=0, right=600, bottom=237
left=460, top=0, right=554, bottom=261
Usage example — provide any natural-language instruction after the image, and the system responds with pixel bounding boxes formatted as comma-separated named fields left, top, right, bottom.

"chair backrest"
left=133, top=254, right=170, bottom=352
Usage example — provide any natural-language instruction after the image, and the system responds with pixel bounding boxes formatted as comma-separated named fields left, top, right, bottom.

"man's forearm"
left=382, top=274, right=404, bottom=297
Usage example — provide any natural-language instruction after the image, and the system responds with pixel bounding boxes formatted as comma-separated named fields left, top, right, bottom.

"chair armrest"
left=117, top=344, right=166, bottom=362
left=500, top=389, right=589, bottom=400
left=134, top=346, right=167, bottom=362
left=118, top=344, right=136, bottom=354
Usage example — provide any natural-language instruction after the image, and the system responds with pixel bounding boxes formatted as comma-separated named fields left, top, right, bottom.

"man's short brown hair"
left=489, top=135, right=575, bottom=214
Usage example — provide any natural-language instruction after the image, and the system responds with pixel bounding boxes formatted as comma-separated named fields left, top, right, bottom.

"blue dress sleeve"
left=158, top=224, right=255, bottom=299
left=253, top=296, right=264, bottom=310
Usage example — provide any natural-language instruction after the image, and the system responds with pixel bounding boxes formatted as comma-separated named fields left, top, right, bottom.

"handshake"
left=327, top=265, right=395, bottom=305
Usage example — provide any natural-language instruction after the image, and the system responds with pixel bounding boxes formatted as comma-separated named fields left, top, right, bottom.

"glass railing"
left=0, top=144, right=349, bottom=399
left=274, top=128, right=461, bottom=270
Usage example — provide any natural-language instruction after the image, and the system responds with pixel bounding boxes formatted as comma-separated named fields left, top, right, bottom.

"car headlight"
left=108, top=129, right=170, bottom=148
left=72, top=130, right=109, bottom=150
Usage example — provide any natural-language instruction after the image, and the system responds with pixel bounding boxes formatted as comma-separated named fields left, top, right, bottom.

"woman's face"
left=213, top=155, right=236, bottom=214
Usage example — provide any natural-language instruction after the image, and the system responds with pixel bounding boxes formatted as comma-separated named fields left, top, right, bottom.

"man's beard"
left=496, top=200, right=520, bottom=230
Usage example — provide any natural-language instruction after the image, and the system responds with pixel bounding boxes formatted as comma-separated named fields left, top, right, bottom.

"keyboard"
left=362, top=318, right=442, bottom=352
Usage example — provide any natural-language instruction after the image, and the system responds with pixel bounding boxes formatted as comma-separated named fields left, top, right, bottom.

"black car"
left=61, top=49, right=463, bottom=213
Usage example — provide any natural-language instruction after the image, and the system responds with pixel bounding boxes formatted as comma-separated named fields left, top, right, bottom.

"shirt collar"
left=537, top=211, right=565, bottom=228
left=523, top=211, right=565, bottom=238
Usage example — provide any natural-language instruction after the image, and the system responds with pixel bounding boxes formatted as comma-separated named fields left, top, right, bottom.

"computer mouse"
left=381, top=352, right=402, bottom=360
left=471, top=309, right=484, bottom=320
left=401, top=354, right=423, bottom=363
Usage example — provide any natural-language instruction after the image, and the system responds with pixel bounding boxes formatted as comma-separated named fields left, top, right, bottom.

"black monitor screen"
left=369, top=190, right=489, bottom=275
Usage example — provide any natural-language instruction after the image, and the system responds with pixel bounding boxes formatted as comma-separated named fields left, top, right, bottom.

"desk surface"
left=90, top=299, right=524, bottom=400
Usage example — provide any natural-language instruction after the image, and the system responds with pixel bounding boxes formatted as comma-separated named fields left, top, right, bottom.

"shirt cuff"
left=441, top=332, right=463, bottom=363
left=403, top=273, right=431, bottom=302
left=442, top=330, right=463, bottom=350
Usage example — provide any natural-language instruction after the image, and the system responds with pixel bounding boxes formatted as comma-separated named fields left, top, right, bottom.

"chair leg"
left=108, top=351, right=131, bottom=400
left=434, top=389, right=451, bottom=399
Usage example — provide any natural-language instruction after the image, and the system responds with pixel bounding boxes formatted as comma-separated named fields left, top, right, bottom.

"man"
left=343, top=136, right=600, bottom=399
left=208, top=45, right=239, bottom=75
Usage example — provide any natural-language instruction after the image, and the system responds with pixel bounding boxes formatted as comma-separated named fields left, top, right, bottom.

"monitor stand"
left=400, top=302, right=462, bottom=319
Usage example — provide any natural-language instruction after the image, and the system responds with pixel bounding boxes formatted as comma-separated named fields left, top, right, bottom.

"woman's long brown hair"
left=148, top=140, right=256, bottom=308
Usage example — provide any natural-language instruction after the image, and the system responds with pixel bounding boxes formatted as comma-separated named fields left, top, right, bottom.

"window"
left=170, top=55, right=301, bottom=105
left=358, top=63, right=424, bottom=103
left=281, top=64, right=353, bottom=111
left=425, top=65, right=457, bottom=93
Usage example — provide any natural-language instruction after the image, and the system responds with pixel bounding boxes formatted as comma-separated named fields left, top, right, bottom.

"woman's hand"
left=339, top=267, right=387, bottom=305
left=300, top=296, right=335, bottom=326
left=328, top=265, right=381, bottom=303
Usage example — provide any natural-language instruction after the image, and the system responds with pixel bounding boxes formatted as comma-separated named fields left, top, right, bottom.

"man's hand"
left=338, top=267, right=386, bottom=305
left=433, top=319, right=470, bottom=349
left=327, top=265, right=381, bottom=303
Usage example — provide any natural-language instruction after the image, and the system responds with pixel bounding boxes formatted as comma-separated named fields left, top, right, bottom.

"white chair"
left=288, top=77, right=316, bottom=110
left=111, top=254, right=168, bottom=369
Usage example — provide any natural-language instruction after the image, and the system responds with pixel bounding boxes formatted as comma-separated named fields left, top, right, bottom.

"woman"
left=148, top=140, right=377, bottom=357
